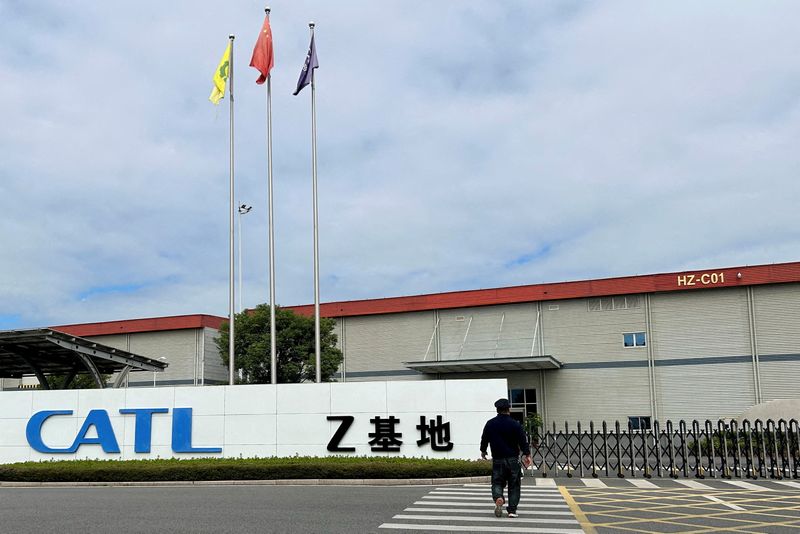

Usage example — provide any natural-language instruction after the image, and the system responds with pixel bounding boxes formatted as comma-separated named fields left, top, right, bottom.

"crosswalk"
left=536, top=477, right=800, bottom=491
left=379, top=484, right=584, bottom=533
left=377, top=478, right=800, bottom=532
left=437, top=477, right=798, bottom=492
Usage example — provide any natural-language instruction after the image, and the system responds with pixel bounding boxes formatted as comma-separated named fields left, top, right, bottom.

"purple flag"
left=293, top=35, right=318, bottom=96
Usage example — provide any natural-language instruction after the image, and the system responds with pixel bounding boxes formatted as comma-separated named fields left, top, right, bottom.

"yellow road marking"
left=568, top=486, right=800, bottom=532
left=585, top=503, right=800, bottom=529
left=573, top=493, right=800, bottom=512
left=559, top=485, right=597, bottom=534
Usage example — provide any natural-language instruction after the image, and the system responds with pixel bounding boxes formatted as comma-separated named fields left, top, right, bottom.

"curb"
left=0, top=475, right=490, bottom=488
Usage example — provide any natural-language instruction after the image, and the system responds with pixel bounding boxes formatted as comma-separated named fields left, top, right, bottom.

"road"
left=2, top=477, right=800, bottom=533
left=0, top=484, right=428, bottom=534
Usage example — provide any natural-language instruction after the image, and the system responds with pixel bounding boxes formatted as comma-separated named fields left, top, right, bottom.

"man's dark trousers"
left=491, top=457, right=521, bottom=513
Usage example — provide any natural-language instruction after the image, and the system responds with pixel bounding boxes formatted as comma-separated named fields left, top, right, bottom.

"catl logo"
left=26, top=408, right=222, bottom=454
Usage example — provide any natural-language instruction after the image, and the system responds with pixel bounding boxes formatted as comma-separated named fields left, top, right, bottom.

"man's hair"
left=496, top=406, right=510, bottom=414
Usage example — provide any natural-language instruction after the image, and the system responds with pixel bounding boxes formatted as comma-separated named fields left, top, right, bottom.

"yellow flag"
left=210, top=43, right=231, bottom=105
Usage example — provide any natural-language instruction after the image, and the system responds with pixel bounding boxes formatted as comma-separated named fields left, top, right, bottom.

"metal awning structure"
left=403, top=355, right=562, bottom=374
left=0, top=328, right=168, bottom=389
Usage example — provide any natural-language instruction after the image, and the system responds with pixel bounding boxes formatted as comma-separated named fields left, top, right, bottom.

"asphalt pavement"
left=3, top=478, right=800, bottom=533
left=0, top=484, right=430, bottom=534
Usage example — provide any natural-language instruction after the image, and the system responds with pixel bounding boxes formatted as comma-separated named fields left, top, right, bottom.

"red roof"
left=285, top=261, right=800, bottom=318
left=53, top=314, right=225, bottom=337
left=48, top=261, right=800, bottom=333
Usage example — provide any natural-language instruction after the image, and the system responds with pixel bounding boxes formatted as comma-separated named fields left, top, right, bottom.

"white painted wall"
left=0, top=379, right=506, bottom=464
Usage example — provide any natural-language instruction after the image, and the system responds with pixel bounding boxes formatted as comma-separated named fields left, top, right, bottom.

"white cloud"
left=1, top=0, right=798, bottom=328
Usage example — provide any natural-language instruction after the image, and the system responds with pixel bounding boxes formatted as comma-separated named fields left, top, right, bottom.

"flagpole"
left=228, top=34, right=237, bottom=386
left=309, top=22, right=321, bottom=383
left=265, top=8, right=278, bottom=385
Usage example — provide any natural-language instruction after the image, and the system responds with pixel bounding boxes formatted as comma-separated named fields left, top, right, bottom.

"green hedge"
left=0, top=456, right=491, bottom=483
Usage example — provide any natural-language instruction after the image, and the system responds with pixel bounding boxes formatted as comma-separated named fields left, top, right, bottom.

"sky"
left=1, top=0, right=798, bottom=329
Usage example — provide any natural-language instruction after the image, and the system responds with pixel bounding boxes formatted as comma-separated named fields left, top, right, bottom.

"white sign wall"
left=0, top=379, right=507, bottom=463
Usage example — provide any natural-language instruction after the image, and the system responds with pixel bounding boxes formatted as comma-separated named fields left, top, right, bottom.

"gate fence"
left=530, top=419, right=799, bottom=479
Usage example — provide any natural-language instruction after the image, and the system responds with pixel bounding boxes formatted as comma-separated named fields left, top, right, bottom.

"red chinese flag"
left=249, top=15, right=274, bottom=84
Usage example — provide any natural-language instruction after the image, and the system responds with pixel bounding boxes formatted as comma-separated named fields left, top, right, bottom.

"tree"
left=216, top=305, right=343, bottom=383
left=45, top=373, right=109, bottom=389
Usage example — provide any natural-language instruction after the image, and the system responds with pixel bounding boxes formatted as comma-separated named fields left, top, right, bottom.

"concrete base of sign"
left=0, top=379, right=507, bottom=463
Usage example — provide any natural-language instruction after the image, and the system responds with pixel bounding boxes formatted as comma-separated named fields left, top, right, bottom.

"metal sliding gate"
left=532, top=419, right=800, bottom=479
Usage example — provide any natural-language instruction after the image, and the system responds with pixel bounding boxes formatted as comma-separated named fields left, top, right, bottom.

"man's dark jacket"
left=480, top=414, right=531, bottom=459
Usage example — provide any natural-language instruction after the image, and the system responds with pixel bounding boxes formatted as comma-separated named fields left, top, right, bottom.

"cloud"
left=1, top=0, right=798, bottom=328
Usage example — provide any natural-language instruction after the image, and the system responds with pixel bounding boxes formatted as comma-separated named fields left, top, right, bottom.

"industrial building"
left=2, top=261, right=798, bottom=428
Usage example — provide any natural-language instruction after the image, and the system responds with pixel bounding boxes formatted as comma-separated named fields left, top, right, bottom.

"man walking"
left=480, top=398, right=532, bottom=518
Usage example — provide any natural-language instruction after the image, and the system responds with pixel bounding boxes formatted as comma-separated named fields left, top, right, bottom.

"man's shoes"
left=508, top=512, right=518, bottom=518
left=494, top=497, right=504, bottom=518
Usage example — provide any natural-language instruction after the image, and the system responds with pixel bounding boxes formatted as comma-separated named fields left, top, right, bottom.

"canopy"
left=0, top=328, right=168, bottom=389
left=403, top=355, right=562, bottom=374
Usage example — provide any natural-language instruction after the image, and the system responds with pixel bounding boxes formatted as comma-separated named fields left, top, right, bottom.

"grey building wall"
left=538, top=296, right=652, bottom=426
left=649, top=288, right=757, bottom=421
left=202, top=327, right=228, bottom=384
left=330, top=282, right=800, bottom=427
left=545, top=367, right=652, bottom=428
left=87, top=328, right=226, bottom=387
left=753, top=283, right=800, bottom=402
left=337, top=311, right=434, bottom=381
left=542, top=296, right=647, bottom=365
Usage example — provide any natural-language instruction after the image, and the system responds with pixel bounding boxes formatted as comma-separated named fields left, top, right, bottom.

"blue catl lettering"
left=27, top=407, right=223, bottom=455
left=71, top=409, right=120, bottom=453
left=26, top=409, right=120, bottom=453
left=171, top=408, right=222, bottom=453
left=26, top=410, right=74, bottom=453
left=119, top=408, right=169, bottom=453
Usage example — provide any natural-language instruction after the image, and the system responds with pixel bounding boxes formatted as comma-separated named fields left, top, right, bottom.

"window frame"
left=623, top=331, right=647, bottom=348
left=508, top=388, right=538, bottom=416
left=628, top=416, right=652, bottom=431
left=588, top=295, right=642, bottom=312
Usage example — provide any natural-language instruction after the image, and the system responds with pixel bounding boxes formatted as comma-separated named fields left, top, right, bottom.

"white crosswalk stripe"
left=404, top=508, right=576, bottom=516
left=460, top=484, right=560, bottom=492
left=379, top=483, right=583, bottom=532
left=436, top=488, right=561, bottom=494
left=674, top=479, right=715, bottom=490
left=535, top=478, right=557, bottom=487
left=424, top=495, right=566, bottom=502
left=379, top=525, right=584, bottom=533
left=431, top=492, right=564, bottom=499
left=413, top=500, right=568, bottom=508
left=627, top=479, right=659, bottom=489
left=720, top=480, right=774, bottom=491
left=433, top=494, right=561, bottom=497
left=393, top=515, right=580, bottom=525
left=580, top=478, right=607, bottom=488
left=776, top=481, right=800, bottom=490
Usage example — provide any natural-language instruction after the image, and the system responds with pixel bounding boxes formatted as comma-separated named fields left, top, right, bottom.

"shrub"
left=0, top=456, right=492, bottom=483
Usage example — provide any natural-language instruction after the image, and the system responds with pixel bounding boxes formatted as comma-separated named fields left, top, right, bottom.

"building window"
left=588, top=295, right=641, bottom=312
left=509, top=388, right=537, bottom=416
left=623, top=332, right=646, bottom=347
left=628, top=416, right=651, bottom=431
